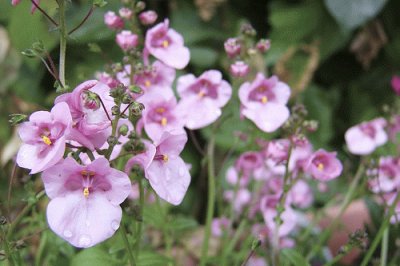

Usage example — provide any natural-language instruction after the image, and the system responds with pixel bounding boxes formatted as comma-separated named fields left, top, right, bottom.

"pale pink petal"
left=242, top=103, right=289, bottom=132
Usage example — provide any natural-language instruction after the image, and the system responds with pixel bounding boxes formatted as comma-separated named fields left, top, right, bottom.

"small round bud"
left=119, top=7, right=133, bottom=19
left=256, top=39, right=271, bottom=53
left=119, top=124, right=129, bottom=136
left=107, top=136, right=118, bottom=146
left=104, top=11, right=124, bottom=30
left=128, top=131, right=137, bottom=139
left=241, top=23, right=256, bottom=37
left=224, top=38, right=241, bottom=58
left=81, top=90, right=100, bottom=110
left=130, top=102, right=145, bottom=116
left=135, top=1, right=146, bottom=12
left=129, top=85, right=142, bottom=94
left=111, top=106, right=120, bottom=116
left=121, top=93, right=132, bottom=104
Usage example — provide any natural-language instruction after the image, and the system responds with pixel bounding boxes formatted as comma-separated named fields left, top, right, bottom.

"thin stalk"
left=199, top=131, right=216, bottom=266
left=7, top=163, right=17, bottom=220
left=30, top=0, right=58, bottom=26
left=68, top=6, right=94, bottom=35
left=58, top=0, right=67, bottom=87
left=221, top=220, right=247, bottom=266
left=120, top=224, right=136, bottom=266
left=134, top=177, right=145, bottom=259
left=380, top=227, right=389, bottom=266
left=361, top=191, right=400, bottom=266
left=306, top=163, right=365, bottom=260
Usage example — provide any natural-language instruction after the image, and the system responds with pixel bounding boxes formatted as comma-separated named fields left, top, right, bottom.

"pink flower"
left=256, top=39, right=271, bottom=53
left=211, top=217, right=230, bottom=237
left=391, top=75, right=400, bottom=95
left=230, top=61, right=250, bottom=77
left=239, top=73, right=291, bottom=132
left=116, top=30, right=139, bottom=51
left=368, top=157, right=400, bottom=193
left=119, top=7, right=133, bottom=20
left=305, top=149, right=342, bottom=181
left=42, top=157, right=131, bottom=248
left=145, top=19, right=190, bottom=69
left=16, top=102, right=72, bottom=174
left=55, top=80, right=113, bottom=149
left=288, top=180, right=313, bottom=208
left=145, top=132, right=191, bottom=205
left=176, top=70, right=232, bottom=129
left=142, top=95, right=186, bottom=142
left=139, top=10, right=158, bottom=25
left=104, top=11, right=124, bottom=30
left=96, top=72, right=120, bottom=89
left=345, top=118, right=387, bottom=155
left=224, top=38, right=241, bottom=58
left=224, top=188, right=251, bottom=214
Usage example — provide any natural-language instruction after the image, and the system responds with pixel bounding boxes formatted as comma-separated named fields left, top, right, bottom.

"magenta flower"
left=12, top=0, right=40, bottom=13
left=368, top=157, right=400, bottom=193
left=16, top=102, right=72, bottom=174
left=145, top=132, right=191, bottom=205
left=42, top=157, right=131, bottom=248
left=104, top=11, right=124, bottom=30
left=304, top=149, right=342, bottom=181
left=239, top=73, right=291, bottom=132
left=224, top=38, right=241, bottom=58
left=256, top=39, right=271, bottom=53
left=345, top=118, right=387, bottom=155
left=139, top=10, right=158, bottom=25
left=224, top=188, right=251, bottom=214
left=55, top=80, right=113, bottom=149
left=119, top=7, right=133, bottom=19
left=288, top=180, right=313, bottom=209
left=145, top=19, right=190, bottom=69
left=142, top=95, right=185, bottom=142
left=116, top=30, right=139, bottom=51
left=391, top=75, right=400, bottom=95
left=230, top=61, right=250, bottom=77
left=176, top=70, right=232, bottom=129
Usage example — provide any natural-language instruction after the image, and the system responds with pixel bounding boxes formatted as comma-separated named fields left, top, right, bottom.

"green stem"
left=306, top=163, right=365, bottom=261
left=134, top=177, right=144, bottom=259
left=221, top=220, right=247, bottom=266
left=380, top=227, right=389, bottom=266
left=200, top=131, right=216, bottom=266
left=361, top=191, right=400, bottom=266
left=120, top=224, right=135, bottom=266
left=58, top=0, right=67, bottom=88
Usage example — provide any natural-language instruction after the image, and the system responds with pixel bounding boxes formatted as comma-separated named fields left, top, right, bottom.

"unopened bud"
left=9, top=114, right=28, bottom=125
left=130, top=102, right=145, bottom=116
left=129, top=85, right=142, bottom=94
left=256, top=39, right=271, bottom=53
left=111, top=106, right=120, bottom=116
left=121, top=93, right=132, bottom=104
left=241, top=23, right=256, bottom=37
left=107, top=136, right=118, bottom=146
left=119, top=124, right=129, bottom=136
left=135, top=1, right=146, bottom=12
left=81, top=90, right=101, bottom=110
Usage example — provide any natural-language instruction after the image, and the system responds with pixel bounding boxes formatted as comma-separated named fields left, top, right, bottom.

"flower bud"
left=256, top=39, right=271, bottom=53
left=116, top=30, right=139, bottom=51
left=81, top=90, right=101, bottom=110
left=130, top=102, right=145, bottom=116
left=119, top=124, right=129, bottom=136
left=241, top=23, right=256, bottom=37
left=135, top=1, right=146, bottom=12
left=129, top=85, right=142, bottom=94
left=107, top=136, right=118, bottom=146
left=121, top=93, right=132, bottom=104
left=391, top=75, right=400, bottom=96
left=230, top=61, right=250, bottom=77
left=111, top=106, right=120, bottom=116
left=139, top=10, right=158, bottom=25
left=104, top=11, right=124, bottom=30
left=224, top=38, right=241, bottom=58
left=119, top=7, right=133, bottom=19
left=110, top=86, right=125, bottom=98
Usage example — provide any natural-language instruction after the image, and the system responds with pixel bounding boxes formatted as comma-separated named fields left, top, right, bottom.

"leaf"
left=281, top=249, right=311, bottom=266
left=189, top=47, right=218, bottom=68
left=71, top=246, right=120, bottom=266
left=138, top=251, right=173, bottom=266
left=324, top=0, right=388, bottom=31
left=169, top=216, right=198, bottom=232
left=143, top=204, right=165, bottom=228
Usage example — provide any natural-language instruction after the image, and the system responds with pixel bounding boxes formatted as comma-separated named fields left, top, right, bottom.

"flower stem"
left=58, top=0, right=67, bottom=88
left=120, top=223, right=136, bottom=266
left=361, top=191, right=400, bottom=266
left=200, top=130, right=216, bottom=266
left=380, top=227, right=389, bottom=266
left=134, top=177, right=145, bottom=259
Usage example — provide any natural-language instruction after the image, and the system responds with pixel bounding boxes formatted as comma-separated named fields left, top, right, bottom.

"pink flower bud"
left=119, top=7, right=133, bottom=19
left=116, top=30, right=139, bottom=51
left=11, top=0, right=21, bottom=5
left=391, top=75, right=400, bottom=95
left=104, top=11, right=124, bottom=30
left=224, top=38, right=241, bottom=58
left=230, top=61, right=250, bottom=77
left=139, top=10, right=158, bottom=25
left=256, top=39, right=271, bottom=53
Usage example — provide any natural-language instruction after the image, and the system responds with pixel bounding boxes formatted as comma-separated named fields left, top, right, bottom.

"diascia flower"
left=42, top=157, right=131, bottom=248
left=345, top=118, right=387, bottom=155
left=239, top=73, right=291, bottom=132
left=304, top=149, right=343, bottom=181
left=16, top=102, right=72, bottom=174
left=176, top=70, right=232, bottom=129
left=145, top=19, right=190, bottom=69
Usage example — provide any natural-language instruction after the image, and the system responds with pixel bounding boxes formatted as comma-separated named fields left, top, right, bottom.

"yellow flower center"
left=163, top=154, right=169, bottom=162
left=41, top=135, right=52, bottom=145
left=198, top=91, right=206, bottom=98
left=83, top=187, right=90, bottom=198
left=145, top=80, right=151, bottom=87
left=317, top=163, right=324, bottom=171
left=261, top=96, right=268, bottom=104
left=161, top=117, right=168, bottom=126
left=162, top=40, right=169, bottom=48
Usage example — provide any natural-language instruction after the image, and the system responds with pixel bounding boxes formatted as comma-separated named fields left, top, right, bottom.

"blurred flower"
left=230, top=61, right=250, bottom=77
left=304, top=149, right=343, bottom=181
left=16, top=102, right=72, bottom=174
left=368, top=156, right=400, bottom=193
left=176, top=70, right=232, bottom=129
left=104, top=11, right=124, bottom=30
left=224, top=188, right=251, bottom=214
left=42, top=157, right=131, bottom=248
left=256, top=39, right=271, bottom=53
left=211, top=217, right=230, bottom=237
left=224, top=38, right=241, bottom=58
left=145, top=19, right=190, bottom=69
left=391, top=75, right=400, bottom=95
left=116, top=30, right=139, bottom=51
left=139, top=10, right=158, bottom=25
left=239, top=73, right=291, bottom=132
left=345, top=118, right=387, bottom=155
left=119, top=7, right=133, bottom=19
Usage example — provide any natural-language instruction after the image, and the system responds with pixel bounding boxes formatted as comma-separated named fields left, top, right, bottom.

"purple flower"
left=16, top=102, right=72, bottom=174
left=211, top=217, right=230, bottom=237
left=42, top=157, right=131, bottom=248
left=139, top=10, right=158, bottom=25
left=104, top=11, right=124, bottom=30
left=345, top=118, right=387, bottom=155
left=288, top=180, right=313, bottom=209
left=119, top=7, right=133, bottom=19
left=142, top=95, right=185, bottom=142
left=224, top=188, right=251, bottom=214
left=116, top=30, right=139, bottom=51
left=368, top=157, right=400, bottom=193
left=230, top=61, right=250, bottom=77
left=391, top=75, right=400, bottom=95
left=224, top=38, right=241, bottom=58
left=55, top=80, right=113, bottom=149
left=304, top=149, right=342, bottom=181
left=239, top=73, right=291, bottom=132
left=176, top=70, right=232, bottom=129
left=145, top=19, right=190, bottom=69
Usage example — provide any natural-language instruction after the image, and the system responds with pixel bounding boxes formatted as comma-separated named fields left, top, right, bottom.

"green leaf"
left=324, top=0, right=388, bottom=31
left=143, top=204, right=164, bottom=228
left=169, top=216, right=198, bottom=232
left=281, top=249, right=311, bottom=266
left=71, top=246, right=120, bottom=266
left=93, top=0, right=108, bottom=8
left=189, top=47, right=218, bottom=68
left=138, top=251, right=173, bottom=266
